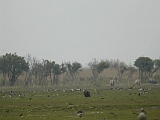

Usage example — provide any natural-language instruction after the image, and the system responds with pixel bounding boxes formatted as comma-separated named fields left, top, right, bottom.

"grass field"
left=0, top=85, right=160, bottom=120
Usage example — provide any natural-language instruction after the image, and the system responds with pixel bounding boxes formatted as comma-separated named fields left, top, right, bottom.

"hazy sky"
left=0, top=0, right=160, bottom=66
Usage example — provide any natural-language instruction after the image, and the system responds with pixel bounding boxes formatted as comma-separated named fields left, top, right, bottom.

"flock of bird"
left=1, top=88, right=149, bottom=119
left=76, top=109, right=147, bottom=119
left=76, top=108, right=147, bottom=119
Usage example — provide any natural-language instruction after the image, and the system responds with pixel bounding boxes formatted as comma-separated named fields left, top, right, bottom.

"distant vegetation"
left=0, top=53, right=160, bottom=87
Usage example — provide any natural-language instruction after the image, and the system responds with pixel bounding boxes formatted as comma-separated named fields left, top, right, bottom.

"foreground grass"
left=0, top=86, right=160, bottom=120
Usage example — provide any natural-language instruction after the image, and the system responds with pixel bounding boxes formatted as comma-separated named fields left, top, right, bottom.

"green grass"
left=0, top=86, right=160, bottom=120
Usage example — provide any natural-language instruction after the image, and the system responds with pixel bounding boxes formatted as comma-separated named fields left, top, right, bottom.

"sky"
left=0, top=0, right=160, bottom=67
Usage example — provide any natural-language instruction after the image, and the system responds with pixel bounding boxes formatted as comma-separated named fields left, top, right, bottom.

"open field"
left=0, top=85, right=160, bottom=120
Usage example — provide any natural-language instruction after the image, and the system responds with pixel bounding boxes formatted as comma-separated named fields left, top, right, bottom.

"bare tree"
left=88, top=58, right=99, bottom=83
left=88, top=58, right=109, bottom=85
left=127, top=64, right=137, bottom=85
left=111, top=59, right=128, bottom=81
left=25, top=54, right=41, bottom=86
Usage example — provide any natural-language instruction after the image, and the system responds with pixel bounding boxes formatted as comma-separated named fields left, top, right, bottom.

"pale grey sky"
left=0, top=0, right=160, bottom=66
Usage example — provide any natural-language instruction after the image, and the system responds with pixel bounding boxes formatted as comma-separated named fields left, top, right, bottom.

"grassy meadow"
left=0, top=85, right=160, bottom=120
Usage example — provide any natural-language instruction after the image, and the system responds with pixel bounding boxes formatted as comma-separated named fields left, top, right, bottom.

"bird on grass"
left=77, top=110, right=83, bottom=118
left=138, top=108, right=147, bottom=120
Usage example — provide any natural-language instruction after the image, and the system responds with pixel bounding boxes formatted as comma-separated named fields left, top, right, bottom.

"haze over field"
left=0, top=0, right=160, bottom=66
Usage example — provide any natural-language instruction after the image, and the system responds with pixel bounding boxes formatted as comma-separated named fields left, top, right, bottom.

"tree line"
left=0, top=53, right=160, bottom=87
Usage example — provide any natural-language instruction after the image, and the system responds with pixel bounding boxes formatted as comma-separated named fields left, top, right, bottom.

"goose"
left=77, top=110, right=83, bottom=118
left=138, top=108, right=147, bottom=120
